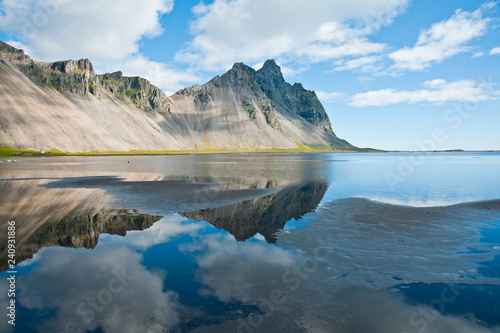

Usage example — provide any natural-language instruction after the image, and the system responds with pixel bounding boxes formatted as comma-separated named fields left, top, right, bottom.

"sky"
left=0, top=0, right=499, bottom=150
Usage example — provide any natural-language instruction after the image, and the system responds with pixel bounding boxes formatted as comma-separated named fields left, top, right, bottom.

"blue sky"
left=0, top=0, right=499, bottom=150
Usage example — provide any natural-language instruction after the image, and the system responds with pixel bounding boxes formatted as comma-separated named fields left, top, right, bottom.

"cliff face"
left=254, top=60, right=333, bottom=133
left=0, top=41, right=187, bottom=152
left=0, top=40, right=353, bottom=152
left=170, top=60, right=351, bottom=149
left=0, top=42, right=97, bottom=96
left=0, top=42, right=171, bottom=113
left=0, top=41, right=32, bottom=65
left=99, top=71, right=172, bottom=114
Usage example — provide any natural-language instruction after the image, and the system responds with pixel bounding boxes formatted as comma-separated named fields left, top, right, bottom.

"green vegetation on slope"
left=0, top=146, right=67, bottom=156
left=0, top=145, right=379, bottom=157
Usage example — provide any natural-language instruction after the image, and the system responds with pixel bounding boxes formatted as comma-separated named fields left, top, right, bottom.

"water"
left=1, top=152, right=500, bottom=332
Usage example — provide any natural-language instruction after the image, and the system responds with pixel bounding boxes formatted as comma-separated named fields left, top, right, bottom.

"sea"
left=1, top=152, right=499, bottom=332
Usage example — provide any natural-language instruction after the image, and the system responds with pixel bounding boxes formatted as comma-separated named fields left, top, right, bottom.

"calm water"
left=1, top=152, right=500, bottom=332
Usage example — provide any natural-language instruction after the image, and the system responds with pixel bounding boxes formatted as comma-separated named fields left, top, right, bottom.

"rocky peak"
left=50, top=58, right=93, bottom=74
left=230, top=62, right=255, bottom=74
left=259, top=59, right=282, bottom=76
left=0, top=41, right=32, bottom=65
left=0, top=41, right=171, bottom=114
left=254, top=60, right=334, bottom=133
left=219, top=62, right=256, bottom=86
left=101, top=71, right=123, bottom=80
left=254, top=59, right=287, bottom=99
left=0, top=40, right=23, bottom=54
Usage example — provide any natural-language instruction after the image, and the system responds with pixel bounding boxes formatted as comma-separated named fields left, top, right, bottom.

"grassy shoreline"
left=0, top=146, right=379, bottom=157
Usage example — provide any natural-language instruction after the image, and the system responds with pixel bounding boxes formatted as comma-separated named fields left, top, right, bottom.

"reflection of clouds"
left=314, top=286, right=500, bottom=333
left=182, top=233, right=301, bottom=303
left=100, top=214, right=205, bottom=250
left=18, top=245, right=180, bottom=333
left=362, top=195, right=475, bottom=207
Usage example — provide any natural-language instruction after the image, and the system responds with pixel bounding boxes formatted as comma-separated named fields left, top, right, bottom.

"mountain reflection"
left=1, top=176, right=327, bottom=271
left=1, top=208, right=162, bottom=272
left=182, top=180, right=328, bottom=243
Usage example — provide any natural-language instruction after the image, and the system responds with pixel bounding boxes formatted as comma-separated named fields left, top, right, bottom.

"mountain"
left=170, top=60, right=351, bottom=149
left=0, top=41, right=353, bottom=152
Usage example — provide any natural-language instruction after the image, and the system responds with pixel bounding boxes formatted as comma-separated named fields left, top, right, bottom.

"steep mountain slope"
left=255, top=60, right=334, bottom=133
left=170, top=60, right=352, bottom=149
left=0, top=41, right=353, bottom=152
left=0, top=42, right=187, bottom=151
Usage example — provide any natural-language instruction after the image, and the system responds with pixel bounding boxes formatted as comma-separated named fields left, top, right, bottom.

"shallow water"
left=1, top=152, right=499, bottom=332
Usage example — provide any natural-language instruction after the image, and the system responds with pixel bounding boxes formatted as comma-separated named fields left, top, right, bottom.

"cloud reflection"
left=100, top=214, right=205, bottom=250
left=17, top=245, right=180, bottom=333
left=181, top=233, right=302, bottom=304
left=318, top=286, right=500, bottom=333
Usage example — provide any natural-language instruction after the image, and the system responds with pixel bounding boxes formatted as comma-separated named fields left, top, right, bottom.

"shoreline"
left=2, top=147, right=499, bottom=158
left=0, top=146, right=380, bottom=157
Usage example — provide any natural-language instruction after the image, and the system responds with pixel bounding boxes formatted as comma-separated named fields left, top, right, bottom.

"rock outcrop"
left=99, top=71, right=172, bottom=114
left=255, top=60, right=333, bottom=133
left=0, top=40, right=353, bottom=152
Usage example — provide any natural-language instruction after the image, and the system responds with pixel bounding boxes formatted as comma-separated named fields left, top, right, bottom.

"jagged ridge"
left=255, top=60, right=333, bottom=133
left=171, top=60, right=351, bottom=149
left=0, top=40, right=354, bottom=152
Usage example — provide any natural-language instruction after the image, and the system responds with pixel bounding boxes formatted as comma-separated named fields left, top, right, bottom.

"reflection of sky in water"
left=2, top=211, right=498, bottom=332
left=2, top=216, right=305, bottom=332
left=322, top=152, right=500, bottom=206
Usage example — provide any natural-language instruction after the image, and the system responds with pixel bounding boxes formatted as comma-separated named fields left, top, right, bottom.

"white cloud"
left=0, top=0, right=173, bottom=62
left=18, top=245, right=180, bottom=332
left=388, top=4, right=492, bottom=71
left=316, top=91, right=345, bottom=102
left=490, top=46, right=500, bottom=55
left=175, top=0, right=410, bottom=71
left=296, top=39, right=386, bottom=63
left=349, top=79, right=497, bottom=107
left=0, top=0, right=200, bottom=92
left=332, top=55, right=385, bottom=73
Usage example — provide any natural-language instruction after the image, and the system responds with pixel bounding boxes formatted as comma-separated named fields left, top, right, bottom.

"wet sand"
left=278, top=197, right=500, bottom=289
left=42, top=176, right=277, bottom=214
left=194, top=198, right=500, bottom=332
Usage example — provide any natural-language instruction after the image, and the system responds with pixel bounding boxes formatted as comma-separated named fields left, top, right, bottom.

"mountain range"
left=0, top=40, right=353, bottom=153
